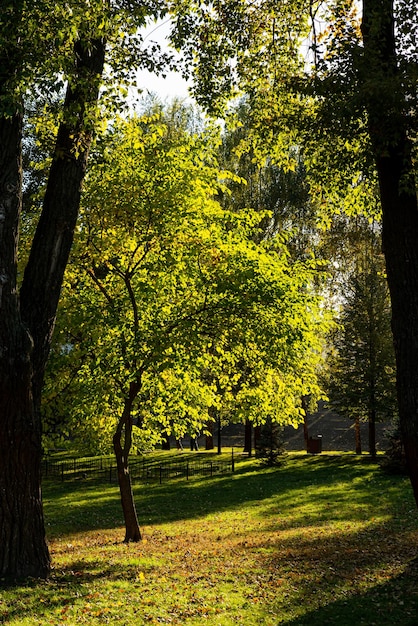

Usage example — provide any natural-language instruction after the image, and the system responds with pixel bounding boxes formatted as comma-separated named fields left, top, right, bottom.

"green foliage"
left=327, top=224, right=397, bottom=425
left=256, top=418, right=286, bottom=466
left=170, top=0, right=417, bottom=218
left=43, top=104, right=330, bottom=453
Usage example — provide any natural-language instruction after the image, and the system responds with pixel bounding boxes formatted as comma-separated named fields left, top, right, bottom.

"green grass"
left=1, top=451, right=418, bottom=625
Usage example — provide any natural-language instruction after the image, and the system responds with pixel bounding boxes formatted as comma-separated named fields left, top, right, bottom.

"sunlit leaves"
left=44, top=104, right=330, bottom=453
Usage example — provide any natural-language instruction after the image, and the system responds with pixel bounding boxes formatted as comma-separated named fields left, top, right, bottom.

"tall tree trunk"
left=205, top=416, right=214, bottom=450
left=254, top=424, right=261, bottom=451
left=244, top=418, right=252, bottom=456
left=0, top=113, right=50, bottom=579
left=362, top=0, right=418, bottom=502
left=20, top=37, right=106, bottom=410
left=113, top=383, right=142, bottom=542
left=354, top=417, right=362, bottom=455
left=0, top=34, right=105, bottom=580
left=369, top=408, right=376, bottom=458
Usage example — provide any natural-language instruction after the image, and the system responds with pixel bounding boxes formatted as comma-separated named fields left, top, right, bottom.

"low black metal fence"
left=42, top=454, right=234, bottom=484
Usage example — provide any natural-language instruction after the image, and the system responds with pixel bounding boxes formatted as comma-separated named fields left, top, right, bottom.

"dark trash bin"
left=307, top=434, right=322, bottom=454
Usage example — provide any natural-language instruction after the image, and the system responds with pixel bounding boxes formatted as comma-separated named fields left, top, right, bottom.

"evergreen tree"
left=256, top=418, right=286, bottom=466
left=328, top=229, right=397, bottom=456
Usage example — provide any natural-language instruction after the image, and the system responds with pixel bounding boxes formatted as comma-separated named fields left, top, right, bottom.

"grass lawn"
left=1, top=451, right=418, bottom=625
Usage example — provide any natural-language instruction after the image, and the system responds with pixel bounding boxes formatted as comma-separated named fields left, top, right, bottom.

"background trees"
left=170, top=0, right=418, bottom=501
left=327, top=222, right=397, bottom=456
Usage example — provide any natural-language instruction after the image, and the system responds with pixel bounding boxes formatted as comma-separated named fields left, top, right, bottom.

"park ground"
left=1, top=452, right=418, bottom=625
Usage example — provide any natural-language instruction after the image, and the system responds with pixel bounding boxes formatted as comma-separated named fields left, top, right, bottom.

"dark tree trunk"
left=113, top=383, right=142, bottom=542
left=20, top=37, right=106, bottom=410
left=0, top=113, right=50, bottom=579
left=205, top=415, right=214, bottom=450
left=244, top=419, right=252, bottom=456
left=362, top=1, right=418, bottom=501
left=369, top=409, right=377, bottom=458
left=0, top=35, right=105, bottom=581
left=254, top=425, right=261, bottom=451
left=354, top=417, right=362, bottom=455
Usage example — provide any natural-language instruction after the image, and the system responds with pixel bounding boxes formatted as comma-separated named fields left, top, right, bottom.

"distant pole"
left=232, top=447, right=235, bottom=472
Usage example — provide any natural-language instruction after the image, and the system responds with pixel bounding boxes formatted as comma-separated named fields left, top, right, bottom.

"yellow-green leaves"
left=45, top=104, right=331, bottom=453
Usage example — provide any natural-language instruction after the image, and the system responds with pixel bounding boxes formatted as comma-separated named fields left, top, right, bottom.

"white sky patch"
left=135, top=18, right=192, bottom=103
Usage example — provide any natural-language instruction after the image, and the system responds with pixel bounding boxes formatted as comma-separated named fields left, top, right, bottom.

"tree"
left=170, top=0, right=418, bottom=503
left=46, top=108, right=329, bottom=539
left=0, top=0, right=172, bottom=580
left=256, top=418, right=286, bottom=466
left=327, top=228, right=397, bottom=456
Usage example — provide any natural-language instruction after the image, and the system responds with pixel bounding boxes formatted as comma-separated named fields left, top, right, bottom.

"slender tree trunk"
left=354, top=417, right=362, bottom=455
left=217, top=411, right=222, bottom=454
left=0, top=113, right=50, bottom=579
left=369, top=409, right=376, bottom=458
left=113, top=383, right=142, bottom=542
left=362, top=0, right=418, bottom=502
left=244, top=419, right=252, bottom=456
left=301, top=396, right=309, bottom=448
left=254, top=425, right=261, bottom=451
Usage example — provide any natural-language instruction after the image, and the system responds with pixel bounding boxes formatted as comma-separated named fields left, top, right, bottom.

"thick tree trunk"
left=0, top=114, right=50, bottom=579
left=0, top=35, right=105, bottom=581
left=362, top=0, right=418, bottom=501
left=20, top=38, right=106, bottom=410
left=216, top=410, right=222, bottom=454
left=113, top=383, right=142, bottom=542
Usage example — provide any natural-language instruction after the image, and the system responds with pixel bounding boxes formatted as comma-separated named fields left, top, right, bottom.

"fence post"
left=210, top=461, right=213, bottom=477
left=232, top=447, right=235, bottom=472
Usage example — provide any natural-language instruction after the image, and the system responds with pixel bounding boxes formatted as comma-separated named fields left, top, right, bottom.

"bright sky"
left=136, top=19, right=192, bottom=102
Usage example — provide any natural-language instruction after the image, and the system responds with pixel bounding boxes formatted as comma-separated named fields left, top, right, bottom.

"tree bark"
left=244, top=418, right=252, bottom=455
left=354, top=417, right=362, bottom=455
left=0, top=113, right=50, bottom=579
left=0, top=34, right=105, bottom=580
left=368, top=409, right=377, bottom=458
left=113, top=382, right=142, bottom=542
left=20, top=37, right=106, bottom=410
left=362, top=0, right=418, bottom=500
left=205, top=415, right=214, bottom=450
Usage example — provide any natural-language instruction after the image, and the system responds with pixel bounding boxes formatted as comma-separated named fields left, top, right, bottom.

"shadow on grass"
left=280, top=557, right=418, bottom=625
left=4, top=456, right=418, bottom=626
left=43, top=454, right=411, bottom=539
left=0, top=558, right=158, bottom=623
